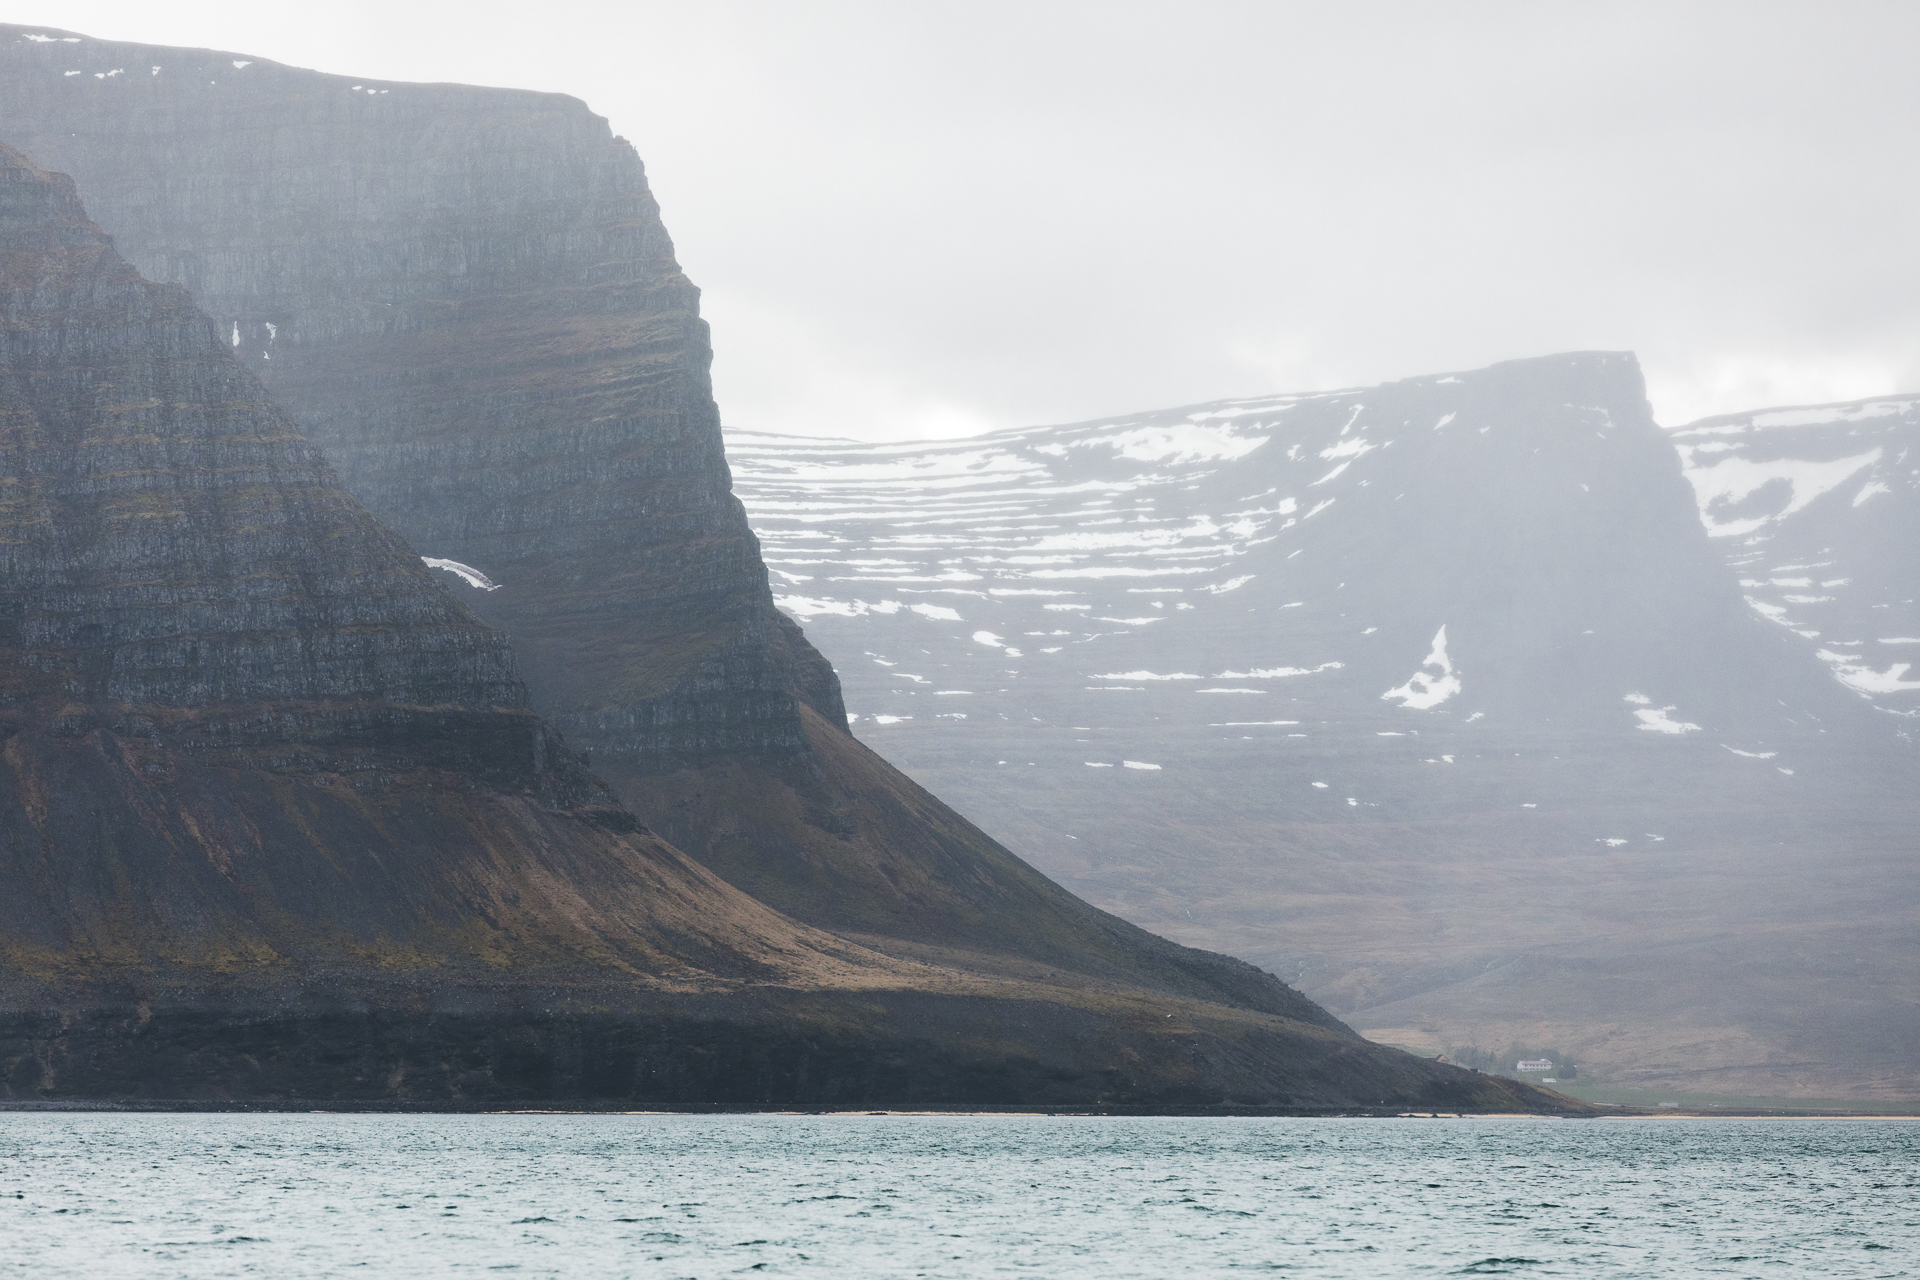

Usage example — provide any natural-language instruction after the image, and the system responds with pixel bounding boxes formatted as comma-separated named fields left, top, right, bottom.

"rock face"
left=0, top=38, right=1575, bottom=1113
left=0, top=22, right=841, bottom=774
left=0, top=136, right=762, bottom=998
left=726, top=353, right=1920, bottom=1101
left=0, top=144, right=524, bottom=724
left=0, top=23, right=1357, bottom=1003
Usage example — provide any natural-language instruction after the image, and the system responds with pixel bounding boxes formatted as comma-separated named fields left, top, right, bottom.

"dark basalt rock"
left=0, top=134, right=1575, bottom=1111
left=0, top=24, right=1358, bottom=1003
left=0, top=993, right=1550, bottom=1113
left=0, top=24, right=843, bottom=775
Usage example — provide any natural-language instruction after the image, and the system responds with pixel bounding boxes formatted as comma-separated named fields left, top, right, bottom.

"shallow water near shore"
left=2, top=1113, right=1915, bottom=1277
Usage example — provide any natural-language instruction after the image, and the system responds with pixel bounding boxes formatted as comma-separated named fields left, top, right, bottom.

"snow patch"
left=1071, top=423, right=1268, bottom=464
left=1381, top=626, right=1460, bottom=710
left=1025, top=566, right=1216, bottom=579
left=1681, top=449, right=1882, bottom=536
left=422, top=558, right=500, bottom=591
left=1632, top=702, right=1701, bottom=734
left=1748, top=402, right=1906, bottom=429
left=776, top=595, right=888, bottom=619
left=1817, top=650, right=1920, bottom=694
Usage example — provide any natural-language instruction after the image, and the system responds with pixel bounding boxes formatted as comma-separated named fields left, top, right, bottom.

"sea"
left=1, top=1113, right=1914, bottom=1277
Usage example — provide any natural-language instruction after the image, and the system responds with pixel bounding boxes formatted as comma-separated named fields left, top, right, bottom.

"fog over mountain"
left=1672, top=395, right=1920, bottom=723
left=0, top=24, right=1578, bottom=1111
left=0, top=10, right=1911, bottom=1109
left=730, top=355, right=1920, bottom=1099
left=6, top=0, right=1918, bottom=438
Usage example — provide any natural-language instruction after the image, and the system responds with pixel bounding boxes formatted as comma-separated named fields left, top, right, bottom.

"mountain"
left=0, top=22, right=838, bottom=773
left=0, top=33, right=1564, bottom=1111
left=1671, top=393, right=1920, bottom=726
left=725, top=353, right=1920, bottom=1101
left=0, top=135, right=863, bottom=1098
left=0, top=23, right=1291, bottom=994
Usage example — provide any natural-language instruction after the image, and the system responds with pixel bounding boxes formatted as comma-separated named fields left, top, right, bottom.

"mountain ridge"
left=0, top=22, right=1391, bottom=1005
left=727, top=351, right=1919, bottom=1099
left=0, top=34, right=1571, bottom=1112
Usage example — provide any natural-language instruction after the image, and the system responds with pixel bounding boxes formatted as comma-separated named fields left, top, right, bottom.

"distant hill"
left=726, top=355, right=1920, bottom=1100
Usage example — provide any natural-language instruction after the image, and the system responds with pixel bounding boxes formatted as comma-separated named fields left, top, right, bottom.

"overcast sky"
left=15, top=1, right=1919, bottom=440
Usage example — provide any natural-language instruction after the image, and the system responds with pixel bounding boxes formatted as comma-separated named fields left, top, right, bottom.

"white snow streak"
left=422, top=558, right=500, bottom=591
left=1817, top=650, right=1920, bottom=694
left=1381, top=626, right=1461, bottom=710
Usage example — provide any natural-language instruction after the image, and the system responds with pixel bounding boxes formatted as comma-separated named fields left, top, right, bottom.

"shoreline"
left=2, top=1102, right=1914, bottom=1119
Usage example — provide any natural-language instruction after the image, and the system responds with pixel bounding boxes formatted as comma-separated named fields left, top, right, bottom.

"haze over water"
left=2, top=1114, right=1915, bottom=1277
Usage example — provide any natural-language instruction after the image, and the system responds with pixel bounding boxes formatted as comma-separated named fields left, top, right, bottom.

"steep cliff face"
left=0, top=137, right=736, bottom=985
left=0, top=127, right=1571, bottom=1112
left=0, top=23, right=842, bottom=774
left=0, top=26, right=1329, bottom=1002
left=0, top=143, right=525, bottom=722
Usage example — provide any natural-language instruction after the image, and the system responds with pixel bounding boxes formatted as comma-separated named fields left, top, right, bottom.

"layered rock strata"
left=0, top=136, right=1567, bottom=1111
left=0, top=22, right=841, bottom=774
left=0, top=25, right=1343, bottom=1003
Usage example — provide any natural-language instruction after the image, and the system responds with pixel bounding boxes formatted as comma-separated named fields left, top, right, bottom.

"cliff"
left=0, top=57, right=1576, bottom=1110
left=0, top=134, right=829, bottom=1008
left=0, top=23, right=841, bottom=774
left=0, top=24, right=1363, bottom=1004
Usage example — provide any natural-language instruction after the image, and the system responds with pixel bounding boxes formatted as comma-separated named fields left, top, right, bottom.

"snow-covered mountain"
left=730, top=353, right=1920, bottom=1099
left=1672, top=394, right=1920, bottom=726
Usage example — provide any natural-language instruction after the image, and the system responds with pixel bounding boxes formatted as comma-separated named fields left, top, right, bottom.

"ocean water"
left=1, top=1113, right=1914, bottom=1277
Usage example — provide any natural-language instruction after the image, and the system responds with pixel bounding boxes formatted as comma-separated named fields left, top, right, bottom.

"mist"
left=12, top=0, right=1918, bottom=440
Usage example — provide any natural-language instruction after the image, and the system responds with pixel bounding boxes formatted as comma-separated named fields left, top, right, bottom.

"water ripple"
left=0, top=1115, right=1914, bottom=1277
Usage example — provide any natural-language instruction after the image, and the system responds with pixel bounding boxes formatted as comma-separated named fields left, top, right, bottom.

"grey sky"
left=14, top=0, right=1918, bottom=439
